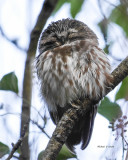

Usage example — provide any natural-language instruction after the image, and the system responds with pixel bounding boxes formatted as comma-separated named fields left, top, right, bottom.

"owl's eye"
left=69, top=36, right=84, bottom=42
left=69, top=36, right=78, bottom=41
left=45, top=41, right=54, bottom=46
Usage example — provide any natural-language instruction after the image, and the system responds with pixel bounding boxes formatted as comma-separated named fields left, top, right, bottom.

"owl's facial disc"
left=39, top=18, right=98, bottom=53
left=55, top=31, right=68, bottom=44
left=55, top=28, right=80, bottom=45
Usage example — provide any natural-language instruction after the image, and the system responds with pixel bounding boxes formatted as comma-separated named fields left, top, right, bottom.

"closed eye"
left=69, top=36, right=85, bottom=42
left=45, top=41, right=55, bottom=46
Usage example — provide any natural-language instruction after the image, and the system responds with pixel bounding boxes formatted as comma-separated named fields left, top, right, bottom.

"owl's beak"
left=61, top=36, right=66, bottom=44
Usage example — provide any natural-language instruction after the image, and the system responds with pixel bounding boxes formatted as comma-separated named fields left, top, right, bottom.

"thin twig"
left=104, top=0, right=120, bottom=8
left=0, top=26, right=27, bottom=52
left=97, top=0, right=106, bottom=19
left=17, top=94, right=49, bottom=123
left=0, top=112, right=20, bottom=117
left=30, top=119, right=50, bottom=139
left=6, top=119, right=29, bottom=160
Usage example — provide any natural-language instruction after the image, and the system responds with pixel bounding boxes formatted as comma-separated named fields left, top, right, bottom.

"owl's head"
left=39, top=18, right=98, bottom=53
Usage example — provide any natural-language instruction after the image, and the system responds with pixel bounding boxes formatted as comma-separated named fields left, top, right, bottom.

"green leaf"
left=53, top=0, right=70, bottom=15
left=53, top=0, right=84, bottom=18
left=115, top=77, right=128, bottom=101
left=109, top=4, right=128, bottom=37
left=0, top=72, right=18, bottom=93
left=38, top=150, right=43, bottom=160
left=0, top=142, right=10, bottom=158
left=70, top=0, right=84, bottom=18
left=98, top=97, right=122, bottom=122
left=38, top=145, right=77, bottom=160
left=103, top=44, right=110, bottom=54
left=56, top=145, right=77, bottom=160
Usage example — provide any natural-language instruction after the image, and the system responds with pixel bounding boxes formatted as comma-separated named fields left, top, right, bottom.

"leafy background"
left=0, top=0, right=128, bottom=159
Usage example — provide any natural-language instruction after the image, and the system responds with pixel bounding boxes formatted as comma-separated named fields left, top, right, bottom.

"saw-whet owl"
left=36, top=18, right=112, bottom=152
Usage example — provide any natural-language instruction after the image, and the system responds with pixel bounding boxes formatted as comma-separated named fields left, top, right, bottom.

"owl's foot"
left=69, top=99, right=84, bottom=111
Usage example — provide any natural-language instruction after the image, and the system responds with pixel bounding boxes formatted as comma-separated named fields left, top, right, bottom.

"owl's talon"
left=70, top=102, right=81, bottom=110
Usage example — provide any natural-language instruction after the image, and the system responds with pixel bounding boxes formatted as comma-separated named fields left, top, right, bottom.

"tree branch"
left=42, top=56, right=128, bottom=160
left=20, top=0, right=58, bottom=160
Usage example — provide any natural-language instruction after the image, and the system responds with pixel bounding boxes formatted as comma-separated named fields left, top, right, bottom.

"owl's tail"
left=65, top=104, right=97, bottom=153
left=49, top=104, right=97, bottom=153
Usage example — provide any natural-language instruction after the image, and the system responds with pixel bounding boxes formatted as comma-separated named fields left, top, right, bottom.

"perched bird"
left=36, top=18, right=112, bottom=152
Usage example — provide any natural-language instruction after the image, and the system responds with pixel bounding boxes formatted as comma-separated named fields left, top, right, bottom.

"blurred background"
left=0, top=0, right=128, bottom=160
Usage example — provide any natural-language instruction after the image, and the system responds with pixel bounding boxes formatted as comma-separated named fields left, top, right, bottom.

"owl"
left=36, top=18, right=112, bottom=152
